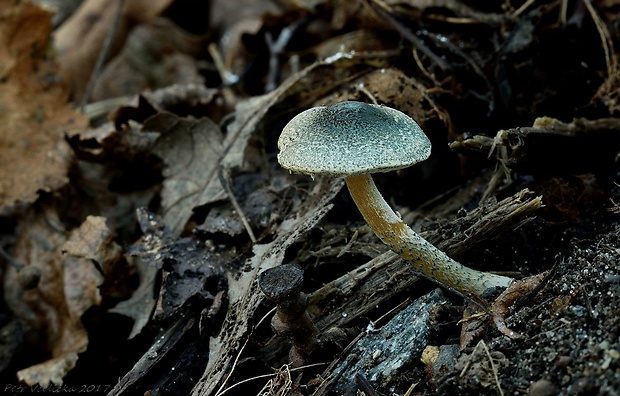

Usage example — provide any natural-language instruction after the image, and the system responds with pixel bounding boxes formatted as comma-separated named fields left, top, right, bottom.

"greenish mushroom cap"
left=278, top=101, right=431, bottom=176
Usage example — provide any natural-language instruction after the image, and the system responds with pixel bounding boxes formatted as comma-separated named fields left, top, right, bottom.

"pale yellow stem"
left=345, top=173, right=513, bottom=296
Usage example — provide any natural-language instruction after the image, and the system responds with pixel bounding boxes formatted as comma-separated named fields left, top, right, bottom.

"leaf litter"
left=0, top=0, right=619, bottom=395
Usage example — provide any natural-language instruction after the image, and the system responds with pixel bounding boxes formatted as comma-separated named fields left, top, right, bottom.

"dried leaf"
left=154, top=239, right=226, bottom=320
left=108, top=210, right=166, bottom=339
left=142, top=52, right=386, bottom=235
left=222, top=50, right=388, bottom=170
left=313, top=30, right=395, bottom=60
left=61, top=215, right=122, bottom=271
left=327, top=67, right=451, bottom=133
left=146, top=113, right=226, bottom=234
left=17, top=354, right=79, bottom=388
left=4, top=207, right=103, bottom=386
left=0, top=0, right=87, bottom=210
left=92, top=18, right=205, bottom=101
left=109, top=257, right=159, bottom=339
left=114, top=208, right=227, bottom=336
left=198, top=182, right=280, bottom=237
left=210, top=0, right=281, bottom=78
left=54, top=0, right=174, bottom=100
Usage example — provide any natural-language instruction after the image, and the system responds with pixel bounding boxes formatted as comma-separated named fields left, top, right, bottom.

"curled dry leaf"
left=4, top=207, right=103, bottom=386
left=61, top=215, right=123, bottom=273
left=17, top=354, right=80, bottom=389
left=0, top=0, right=87, bottom=210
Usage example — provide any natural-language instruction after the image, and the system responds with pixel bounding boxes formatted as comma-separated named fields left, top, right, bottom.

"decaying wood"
left=429, top=188, right=543, bottom=258
left=108, top=315, right=200, bottom=395
left=449, top=116, right=620, bottom=174
left=449, top=117, right=620, bottom=199
left=308, top=188, right=542, bottom=332
left=308, top=249, right=410, bottom=331
left=191, top=178, right=343, bottom=396
left=258, top=188, right=543, bottom=370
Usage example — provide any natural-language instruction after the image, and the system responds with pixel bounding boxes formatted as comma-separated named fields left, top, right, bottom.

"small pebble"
left=554, top=355, right=572, bottom=369
left=529, top=379, right=556, bottom=396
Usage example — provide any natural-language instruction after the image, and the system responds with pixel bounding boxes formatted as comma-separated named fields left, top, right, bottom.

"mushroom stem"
left=344, top=173, right=513, bottom=296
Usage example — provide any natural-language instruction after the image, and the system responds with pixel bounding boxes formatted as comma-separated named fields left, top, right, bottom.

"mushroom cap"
left=278, top=101, right=431, bottom=176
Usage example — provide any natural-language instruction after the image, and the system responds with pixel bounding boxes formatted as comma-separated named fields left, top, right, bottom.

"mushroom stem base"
left=344, top=173, right=513, bottom=296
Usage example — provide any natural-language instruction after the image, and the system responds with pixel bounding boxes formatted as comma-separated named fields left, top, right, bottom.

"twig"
left=207, top=43, right=237, bottom=105
left=217, top=363, right=326, bottom=396
left=512, top=0, right=536, bottom=17
left=478, top=340, right=505, bottom=396
left=214, top=335, right=251, bottom=396
left=583, top=0, right=617, bottom=80
left=412, top=47, right=439, bottom=85
left=356, top=85, right=379, bottom=104
left=365, top=0, right=448, bottom=70
left=354, top=373, right=379, bottom=396
left=460, top=341, right=505, bottom=396
left=559, top=0, right=569, bottom=27
left=265, top=20, right=304, bottom=92
left=217, top=166, right=257, bottom=243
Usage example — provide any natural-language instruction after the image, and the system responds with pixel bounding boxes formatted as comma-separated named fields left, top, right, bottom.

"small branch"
left=217, top=166, right=257, bottom=243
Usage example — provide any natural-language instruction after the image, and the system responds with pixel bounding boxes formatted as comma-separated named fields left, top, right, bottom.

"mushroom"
left=278, top=101, right=513, bottom=296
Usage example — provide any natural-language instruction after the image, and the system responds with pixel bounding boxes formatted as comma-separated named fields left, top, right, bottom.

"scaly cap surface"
left=278, top=101, right=431, bottom=176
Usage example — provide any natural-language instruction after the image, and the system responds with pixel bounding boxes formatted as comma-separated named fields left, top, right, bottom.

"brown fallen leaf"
left=17, top=354, right=79, bottom=389
left=131, top=51, right=390, bottom=236
left=61, top=215, right=123, bottom=273
left=145, top=112, right=227, bottom=234
left=460, top=273, right=547, bottom=349
left=54, top=0, right=173, bottom=101
left=0, top=0, right=87, bottom=210
left=4, top=206, right=103, bottom=386
left=91, top=17, right=206, bottom=102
